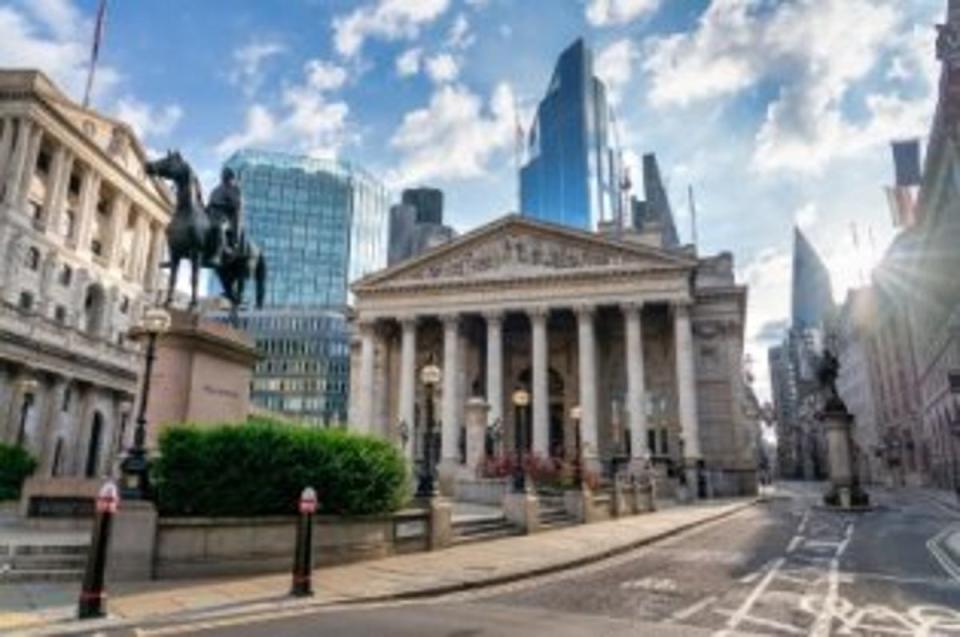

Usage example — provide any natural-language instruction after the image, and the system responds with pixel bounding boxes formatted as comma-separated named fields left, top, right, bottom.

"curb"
left=23, top=498, right=760, bottom=636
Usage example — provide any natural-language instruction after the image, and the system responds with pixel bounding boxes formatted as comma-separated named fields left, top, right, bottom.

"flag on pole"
left=83, top=0, right=108, bottom=108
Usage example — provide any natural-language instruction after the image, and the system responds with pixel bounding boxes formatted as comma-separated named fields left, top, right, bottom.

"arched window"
left=25, top=247, right=40, bottom=271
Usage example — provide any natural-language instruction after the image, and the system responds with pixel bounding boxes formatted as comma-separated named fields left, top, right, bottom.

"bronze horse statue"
left=145, top=151, right=266, bottom=316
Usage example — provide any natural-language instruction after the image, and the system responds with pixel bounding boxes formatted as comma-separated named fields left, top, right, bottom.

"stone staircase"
left=452, top=512, right=521, bottom=546
left=537, top=494, right=578, bottom=530
left=0, top=541, right=88, bottom=582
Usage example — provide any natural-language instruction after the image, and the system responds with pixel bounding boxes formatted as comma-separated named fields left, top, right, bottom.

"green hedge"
left=153, top=419, right=409, bottom=517
left=0, top=443, right=37, bottom=501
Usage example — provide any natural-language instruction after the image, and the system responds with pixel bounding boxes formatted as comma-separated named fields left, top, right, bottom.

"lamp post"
left=14, top=378, right=39, bottom=447
left=120, top=307, right=171, bottom=500
left=416, top=361, right=441, bottom=499
left=512, top=386, right=531, bottom=493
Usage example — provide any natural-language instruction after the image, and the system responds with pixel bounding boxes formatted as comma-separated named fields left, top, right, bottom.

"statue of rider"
left=206, top=166, right=243, bottom=267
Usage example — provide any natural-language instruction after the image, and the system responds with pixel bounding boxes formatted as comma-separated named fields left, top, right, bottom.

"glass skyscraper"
left=520, top=38, right=623, bottom=231
left=219, top=150, right=389, bottom=424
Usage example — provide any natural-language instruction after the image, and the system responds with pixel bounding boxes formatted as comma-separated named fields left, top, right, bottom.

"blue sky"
left=0, top=0, right=944, bottom=398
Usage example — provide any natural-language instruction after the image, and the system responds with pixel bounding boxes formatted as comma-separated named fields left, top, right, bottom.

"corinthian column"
left=3, top=118, right=32, bottom=206
left=398, top=317, right=417, bottom=460
left=674, top=301, right=701, bottom=463
left=441, top=314, right=460, bottom=464
left=529, top=308, right=550, bottom=457
left=484, top=311, right=504, bottom=435
left=357, top=320, right=376, bottom=434
left=576, top=305, right=599, bottom=469
left=624, top=302, right=650, bottom=469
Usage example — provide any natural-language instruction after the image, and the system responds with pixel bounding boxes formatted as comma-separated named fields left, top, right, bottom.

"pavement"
left=1, top=495, right=756, bottom=635
left=65, top=482, right=960, bottom=636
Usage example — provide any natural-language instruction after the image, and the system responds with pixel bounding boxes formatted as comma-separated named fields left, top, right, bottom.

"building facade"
left=520, top=39, right=624, bottom=231
left=0, top=70, right=171, bottom=478
left=909, top=0, right=960, bottom=491
left=221, top=150, right=389, bottom=424
left=348, top=215, right=757, bottom=497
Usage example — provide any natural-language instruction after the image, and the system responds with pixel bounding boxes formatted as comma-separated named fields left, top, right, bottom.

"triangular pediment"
left=354, top=215, right=696, bottom=290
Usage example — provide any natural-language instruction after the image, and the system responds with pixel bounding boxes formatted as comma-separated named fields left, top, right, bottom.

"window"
left=36, top=150, right=50, bottom=174
left=63, top=210, right=76, bottom=239
left=119, top=296, right=129, bottom=314
left=18, top=291, right=33, bottom=310
left=54, top=305, right=67, bottom=323
left=91, top=238, right=103, bottom=256
left=59, top=265, right=72, bottom=286
left=62, top=385, right=72, bottom=412
left=68, top=173, right=81, bottom=196
left=29, top=201, right=43, bottom=221
left=25, top=247, right=40, bottom=271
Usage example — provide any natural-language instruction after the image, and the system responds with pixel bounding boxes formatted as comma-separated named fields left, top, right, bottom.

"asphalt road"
left=96, top=484, right=960, bottom=636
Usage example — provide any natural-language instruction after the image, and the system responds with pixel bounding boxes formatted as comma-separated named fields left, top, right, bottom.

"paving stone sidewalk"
left=1, top=497, right=757, bottom=635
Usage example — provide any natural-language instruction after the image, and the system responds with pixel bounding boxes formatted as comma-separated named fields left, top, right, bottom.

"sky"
left=0, top=0, right=944, bottom=401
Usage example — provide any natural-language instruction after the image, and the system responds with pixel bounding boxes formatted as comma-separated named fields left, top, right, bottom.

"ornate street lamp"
left=120, top=307, right=171, bottom=500
left=512, top=386, right=531, bottom=493
left=15, top=378, right=39, bottom=448
left=416, top=360, right=441, bottom=499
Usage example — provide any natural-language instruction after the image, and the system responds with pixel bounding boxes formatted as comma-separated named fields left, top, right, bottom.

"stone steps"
left=452, top=514, right=521, bottom=546
left=538, top=506, right=578, bottom=530
left=0, top=542, right=89, bottom=583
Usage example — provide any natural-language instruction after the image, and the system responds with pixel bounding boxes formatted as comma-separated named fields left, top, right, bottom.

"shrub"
left=0, top=443, right=37, bottom=501
left=153, top=419, right=409, bottom=517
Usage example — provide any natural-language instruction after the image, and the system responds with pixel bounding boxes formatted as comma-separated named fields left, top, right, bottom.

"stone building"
left=348, top=214, right=757, bottom=497
left=0, top=70, right=171, bottom=479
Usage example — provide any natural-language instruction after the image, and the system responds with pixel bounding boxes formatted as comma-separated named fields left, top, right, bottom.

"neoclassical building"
left=348, top=215, right=757, bottom=497
left=0, top=70, right=171, bottom=479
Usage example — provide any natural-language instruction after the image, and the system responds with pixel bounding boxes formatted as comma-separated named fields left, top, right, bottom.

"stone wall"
left=153, top=509, right=431, bottom=579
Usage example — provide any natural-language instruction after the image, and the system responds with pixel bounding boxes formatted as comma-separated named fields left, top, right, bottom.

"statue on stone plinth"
left=145, top=150, right=266, bottom=318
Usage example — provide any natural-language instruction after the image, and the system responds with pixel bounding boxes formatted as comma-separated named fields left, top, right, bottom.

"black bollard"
left=290, top=486, right=317, bottom=597
left=78, top=481, right=119, bottom=619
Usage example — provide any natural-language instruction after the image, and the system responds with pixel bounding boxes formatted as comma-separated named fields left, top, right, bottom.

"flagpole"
left=83, top=0, right=108, bottom=108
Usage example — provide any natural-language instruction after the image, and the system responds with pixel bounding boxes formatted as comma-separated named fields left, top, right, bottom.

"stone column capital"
left=398, top=315, right=419, bottom=330
left=621, top=300, right=645, bottom=315
left=482, top=310, right=505, bottom=324
left=440, top=312, right=460, bottom=328
left=573, top=304, right=596, bottom=320
left=527, top=306, right=550, bottom=323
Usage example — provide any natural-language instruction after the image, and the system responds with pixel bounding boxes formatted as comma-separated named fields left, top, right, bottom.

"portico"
left=349, top=215, right=756, bottom=497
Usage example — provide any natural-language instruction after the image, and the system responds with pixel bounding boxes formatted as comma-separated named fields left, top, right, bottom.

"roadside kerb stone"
left=13, top=498, right=759, bottom=636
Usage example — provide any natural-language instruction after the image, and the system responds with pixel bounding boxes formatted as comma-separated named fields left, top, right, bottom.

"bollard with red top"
left=78, top=481, right=119, bottom=619
left=290, top=486, right=317, bottom=597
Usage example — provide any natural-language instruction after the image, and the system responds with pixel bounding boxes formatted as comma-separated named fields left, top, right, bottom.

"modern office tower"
left=791, top=227, right=835, bottom=330
left=222, top=149, right=389, bottom=424
left=520, top=38, right=624, bottom=231
left=629, top=153, right=680, bottom=249
left=0, top=70, right=172, bottom=479
left=388, top=187, right=456, bottom=266
left=401, top=187, right=443, bottom=224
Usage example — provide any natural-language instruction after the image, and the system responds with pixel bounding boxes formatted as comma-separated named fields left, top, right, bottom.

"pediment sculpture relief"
left=408, top=232, right=644, bottom=280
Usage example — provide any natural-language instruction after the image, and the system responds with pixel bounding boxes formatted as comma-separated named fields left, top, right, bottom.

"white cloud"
left=228, top=40, right=286, bottom=97
left=113, top=97, right=183, bottom=140
left=425, top=53, right=460, bottom=84
left=641, top=0, right=937, bottom=175
left=333, top=0, right=451, bottom=58
left=794, top=203, right=818, bottom=230
left=595, top=39, right=636, bottom=105
left=304, top=59, right=348, bottom=92
left=586, top=0, right=661, bottom=26
left=446, top=13, right=474, bottom=50
left=0, top=0, right=121, bottom=102
left=388, top=82, right=515, bottom=185
left=396, top=47, right=422, bottom=77
left=216, top=58, right=351, bottom=159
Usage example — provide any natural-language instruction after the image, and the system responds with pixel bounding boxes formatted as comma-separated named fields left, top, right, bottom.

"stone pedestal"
left=820, top=402, right=870, bottom=508
left=106, top=499, right=157, bottom=581
left=464, top=398, right=489, bottom=474
left=437, top=460, right=458, bottom=497
left=611, top=479, right=629, bottom=517
left=147, top=309, right=259, bottom=446
left=422, top=496, right=452, bottom=550
left=503, top=491, right=539, bottom=534
left=563, top=486, right=598, bottom=524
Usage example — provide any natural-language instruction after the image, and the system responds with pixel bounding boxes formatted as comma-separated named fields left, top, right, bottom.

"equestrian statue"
left=144, top=150, right=266, bottom=318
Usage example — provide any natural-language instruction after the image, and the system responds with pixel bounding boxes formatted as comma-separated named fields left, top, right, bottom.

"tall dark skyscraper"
left=520, top=38, right=623, bottom=230
left=401, top=187, right=444, bottom=225
left=791, top=227, right=835, bottom=329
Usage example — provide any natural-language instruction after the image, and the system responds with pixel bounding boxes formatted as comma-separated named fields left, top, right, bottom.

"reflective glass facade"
left=220, top=149, right=389, bottom=424
left=520, top=39, right=622, bottom=231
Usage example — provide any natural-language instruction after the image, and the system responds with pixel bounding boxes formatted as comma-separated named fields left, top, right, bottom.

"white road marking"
left=926, top=526, right=960, bottom=583
left=712, top=556, right=785, bottom=637
left=669, top=594, right=718, bottom=622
